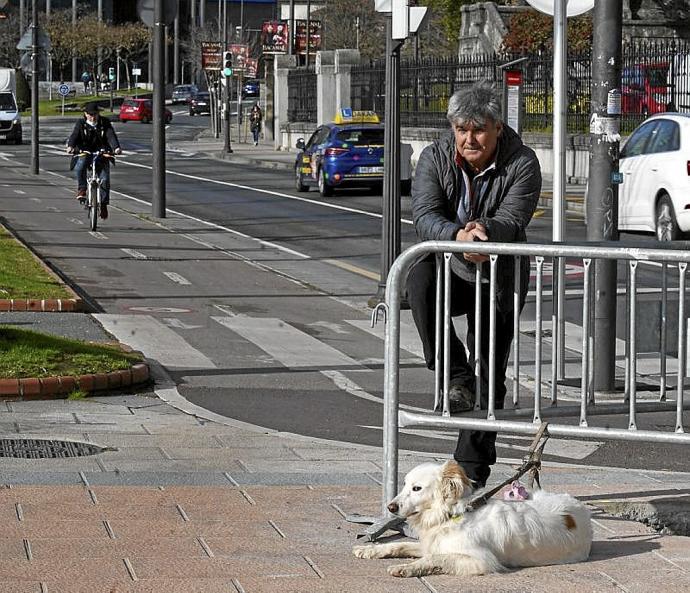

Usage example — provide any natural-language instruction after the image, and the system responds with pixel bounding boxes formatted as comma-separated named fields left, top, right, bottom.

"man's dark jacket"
left=67, top=115, right=120, bottom=153
left=411, top=125, right=541, bottom=311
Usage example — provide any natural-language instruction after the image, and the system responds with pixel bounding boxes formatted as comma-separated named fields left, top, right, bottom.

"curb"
left=0, top=363, right=150, bottom=400
left=0, top=298, right=83, bottom=312
left=1, top=220, right=85, bottom=312
left=208, top=150, right=294, bottom=171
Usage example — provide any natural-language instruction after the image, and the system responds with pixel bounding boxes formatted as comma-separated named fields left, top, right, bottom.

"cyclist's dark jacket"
left=67, top=115, right=121, bottom=153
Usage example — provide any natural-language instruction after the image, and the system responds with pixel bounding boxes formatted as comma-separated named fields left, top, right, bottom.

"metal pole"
left=199, top=0, right=205, bottom=28
left=174, top=0, right=180, bottom=85
left=306, top=0, right=311, bottom=68
left=553, top=0, right=567, bottom=382
left=586, top=0, right=622, bottom=391
left=71, top=0, right=76, bottom=83
left=191, top=0, right=196, bottom=27
left=369, top=16, right=401, bottom=307
left=97, top=0, right=102, bottom=79
left=223, top=5, right=233, bottom=154
left=152, top=0, right=166, bottom=218
left=288, top=0, right=295, bottom=56
left=30, top=0, right=38, bottom=175
left=19, top=0, right=25, bottom=40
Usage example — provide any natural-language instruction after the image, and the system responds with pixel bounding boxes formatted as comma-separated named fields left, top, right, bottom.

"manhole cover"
left=0, top=438, right=109, bottom=459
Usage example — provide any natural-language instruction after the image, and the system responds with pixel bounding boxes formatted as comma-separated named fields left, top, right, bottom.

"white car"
left=619, top=113, right=690, bottom=240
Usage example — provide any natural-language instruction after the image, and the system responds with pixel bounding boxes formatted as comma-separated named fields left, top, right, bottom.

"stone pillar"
left=316, top=51, right=336, bottom=125
left=274, top=54, right=297, bottom=150
left=334, top=49, right=360, bottom=114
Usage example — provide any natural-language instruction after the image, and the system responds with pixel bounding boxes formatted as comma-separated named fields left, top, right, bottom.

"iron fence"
left=287, top=66, right=317, bottom=123
left=348, top=39, right=690, bottom=134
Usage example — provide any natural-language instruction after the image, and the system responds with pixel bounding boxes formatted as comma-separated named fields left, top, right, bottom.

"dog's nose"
left=387, top=502, right=398, bottom=514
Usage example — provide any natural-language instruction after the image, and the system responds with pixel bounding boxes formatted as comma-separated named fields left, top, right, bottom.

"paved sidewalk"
left=0, top=136, right=688, bottom=592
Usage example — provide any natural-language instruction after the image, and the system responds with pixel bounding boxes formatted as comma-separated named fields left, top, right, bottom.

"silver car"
left=171, top=84, right=198, bottom=105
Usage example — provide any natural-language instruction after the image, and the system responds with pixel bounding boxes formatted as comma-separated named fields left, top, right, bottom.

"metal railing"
left=348, top=39, right=690, bottom=134
left=287, top=66, right=317, bottom=123
left=378, top=241, right=690, bottom=509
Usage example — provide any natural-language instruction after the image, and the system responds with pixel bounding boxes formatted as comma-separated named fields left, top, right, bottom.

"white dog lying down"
left=353, top=460, right=592, bottom=578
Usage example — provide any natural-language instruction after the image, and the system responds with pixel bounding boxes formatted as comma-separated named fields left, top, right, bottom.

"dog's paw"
left=352, top=544, right=379, bottom=559
left=388, top=563, right=416, bottom=578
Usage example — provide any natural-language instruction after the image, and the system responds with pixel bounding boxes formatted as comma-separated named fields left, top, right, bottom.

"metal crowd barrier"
left=378, top=241, right=690, bottom=509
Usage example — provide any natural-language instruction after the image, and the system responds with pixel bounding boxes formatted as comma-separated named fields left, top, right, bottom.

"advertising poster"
left=294, top=20, right=322, bottom=56
left=262, top=21, right=288, bottom=55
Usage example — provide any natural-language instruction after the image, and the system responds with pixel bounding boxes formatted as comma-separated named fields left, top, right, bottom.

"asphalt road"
left=1, top=111, right=688, bottom=474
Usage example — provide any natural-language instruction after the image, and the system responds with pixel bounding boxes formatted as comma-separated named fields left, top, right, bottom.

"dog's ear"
left=440, top=460, right=472, bottom=502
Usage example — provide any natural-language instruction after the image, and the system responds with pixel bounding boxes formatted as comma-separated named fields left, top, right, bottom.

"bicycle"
left=74, top=150, right=114, bottom=231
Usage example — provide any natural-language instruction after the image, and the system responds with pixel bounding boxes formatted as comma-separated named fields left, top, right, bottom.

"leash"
left=464, top=421, right=550, bottom=513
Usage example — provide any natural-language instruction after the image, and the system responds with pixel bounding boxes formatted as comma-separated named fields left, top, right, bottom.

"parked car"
left=293, top=110, right=412, bottom=197
left=242, top=80, right=259, bottom=99
left=171, top=84, right=198, bottom=104
left=618, top=113, right=690, bottom=240
left=621, top=63, right=669, bottom=115
left=189, top=92, right=211, bottom=116
left=119, top=98, right=173, bottom=124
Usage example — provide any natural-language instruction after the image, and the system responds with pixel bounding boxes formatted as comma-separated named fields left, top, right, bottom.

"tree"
left=502, top=11, right=593, bottom=53
left=0, top=5, right=20, bottom=68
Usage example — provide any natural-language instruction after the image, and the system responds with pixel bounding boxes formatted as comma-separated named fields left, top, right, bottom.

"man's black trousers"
left=406, top=254, right=517, bottom=488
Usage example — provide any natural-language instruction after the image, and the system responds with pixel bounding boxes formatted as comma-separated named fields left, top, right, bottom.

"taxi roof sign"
left=333, top=109, right=380, bottom=124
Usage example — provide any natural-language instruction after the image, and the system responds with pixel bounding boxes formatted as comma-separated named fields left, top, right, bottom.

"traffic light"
left=222, top=51, right=233, bottom=77
left=108, top=67, right=115, bottom=81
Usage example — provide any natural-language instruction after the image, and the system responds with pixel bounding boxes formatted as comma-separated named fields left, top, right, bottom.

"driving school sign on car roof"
left=201, top=42, right=223, bottom=70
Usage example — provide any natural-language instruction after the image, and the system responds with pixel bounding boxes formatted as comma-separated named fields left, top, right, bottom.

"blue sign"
left=611, top=171, right=623, bottom=184
left=57, top=84, right=71, bottom=97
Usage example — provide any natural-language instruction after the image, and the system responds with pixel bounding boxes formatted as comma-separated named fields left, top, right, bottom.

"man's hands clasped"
left=456, top=221, right=489, bottom=263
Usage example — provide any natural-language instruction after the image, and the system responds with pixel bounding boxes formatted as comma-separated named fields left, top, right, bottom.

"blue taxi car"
left=294, top=110, right=385, bottom=197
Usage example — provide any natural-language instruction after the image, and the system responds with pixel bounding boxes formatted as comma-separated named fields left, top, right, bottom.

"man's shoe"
left=448, top=382, right=475, bottom=414
left=76, top=189, right=86, bottom=199
left=100, top=204, right=108, bottom=219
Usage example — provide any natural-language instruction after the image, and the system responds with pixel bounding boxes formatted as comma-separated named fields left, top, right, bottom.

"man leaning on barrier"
left=406, top=80, right=542, bottom=489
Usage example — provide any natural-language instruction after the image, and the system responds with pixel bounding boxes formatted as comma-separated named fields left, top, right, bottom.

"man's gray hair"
left=446, top=81, right=503, bottom=127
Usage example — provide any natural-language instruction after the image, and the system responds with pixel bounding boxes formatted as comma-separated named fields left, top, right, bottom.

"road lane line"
left=95, top=314, right=216, bottom=370
left=163, top=271, right=192, bottom=285
left=113, top=156, right=415, bottom=225
left=212, top=316, right=362, bottom=369
left=121, top=248, right=148, bottom=260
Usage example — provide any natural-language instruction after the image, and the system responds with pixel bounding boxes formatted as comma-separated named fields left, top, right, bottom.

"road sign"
left=136, top=0, right=178, bottom=27
left=17, top=26, right=52, bottom=51
left=132, top=67, right=142, bottom=76
left=525, top=0, right=594, bottom=17
left=57, top=84, right=71, bottom=97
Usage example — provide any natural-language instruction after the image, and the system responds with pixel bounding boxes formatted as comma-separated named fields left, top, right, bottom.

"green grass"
left=22, top=88, right=143, bottom=117
left=0, top=226, right=72, bottom=300
left=0, top=327, right=142, bottom=379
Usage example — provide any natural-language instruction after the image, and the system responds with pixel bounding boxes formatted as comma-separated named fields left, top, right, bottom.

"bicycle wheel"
left=88, top=181, right=98, bottom=231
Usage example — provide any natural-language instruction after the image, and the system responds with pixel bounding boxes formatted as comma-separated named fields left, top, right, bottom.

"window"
left=620, top=121, right=658, bottom=158
left=335, top=128, right=384, bottom=146
left=647, top=119, right=680, bottom=154
left=305, top=127, right=323, bottom=149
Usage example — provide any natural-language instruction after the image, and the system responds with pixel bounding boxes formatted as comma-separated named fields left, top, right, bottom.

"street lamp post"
left=30, top=0, right=38, bottom=175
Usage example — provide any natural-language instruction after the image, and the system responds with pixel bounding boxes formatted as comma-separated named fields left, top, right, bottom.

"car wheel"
left=295, top=166, right=309, bottom=192
left=656, top=194, right=682, bottom=241
left=15, top=136, right=22, bottom=145
left=318, top=168, right=334, bottom=197
left=189, top=110, right=194, bottom=116
left=141, top=116, right=149, bottom=124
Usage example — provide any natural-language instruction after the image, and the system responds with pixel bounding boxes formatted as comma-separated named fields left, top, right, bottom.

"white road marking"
left=115, top=157, right=415, bottom=225
left=163, top=271, right=192, bottom=285
left=162, top=318, right=204, bottom=330
left=14, top=190, right=25, bottom=195
left=345, top=319, right=428, bottom=360
left=307, top=321, right=351, bottom=335
left=68, top=218, right=84, bottom=225
left=121, top=248, right=148, bottom=260
left=95, top=314, right=216, bottom=370
left=128, top=306, right=191, bottom=313
left=212, top=316, right=361, bottom=369
left=88, top=231, right=108, bottom=239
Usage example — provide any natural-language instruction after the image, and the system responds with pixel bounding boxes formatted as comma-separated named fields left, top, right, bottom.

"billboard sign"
left=201, top=41, right=223, bottom=71
left=294, top=20, right=322, bottom=56
left=246, top=58, right=259, bottom=79
left=261, top=21, right=288, bottom=55
left=230, top=44, right=249, bottom=74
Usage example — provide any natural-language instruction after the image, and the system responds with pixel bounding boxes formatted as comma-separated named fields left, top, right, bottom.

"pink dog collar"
left=503, top=481, right=530, bottom=501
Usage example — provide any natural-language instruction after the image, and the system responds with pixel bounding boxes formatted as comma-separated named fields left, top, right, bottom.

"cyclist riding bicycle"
left=66, top=102, right=122, bottom=219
